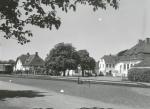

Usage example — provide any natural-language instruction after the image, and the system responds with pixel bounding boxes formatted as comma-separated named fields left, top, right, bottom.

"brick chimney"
left=145, top=38, right=150, bottom=44
left=27, top=52, right=30, bottom=56
left=35, top=52, right=38, bottom=56
left=138, top=39, right=143, bottom=44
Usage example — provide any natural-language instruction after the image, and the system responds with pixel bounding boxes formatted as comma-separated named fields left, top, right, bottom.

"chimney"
left=145, top=38, right=150, bottom=44
left=138, top=39, right=143, bottom=44
left=35, top=52, right=38, bottom=56
left=27, top=52, right=30, bottom=56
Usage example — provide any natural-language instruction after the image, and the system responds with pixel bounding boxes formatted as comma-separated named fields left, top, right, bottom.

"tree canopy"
left=45, top=43, right=96, bottom=76
left=45, top=42, right=79, bottom=76
left=77, top=50, right=96, bottom=76
left=0, top=0, right=119, bottom=44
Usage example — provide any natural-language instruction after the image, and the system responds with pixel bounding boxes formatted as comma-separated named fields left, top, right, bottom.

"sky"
left=0, top=0, right=150, bottom=61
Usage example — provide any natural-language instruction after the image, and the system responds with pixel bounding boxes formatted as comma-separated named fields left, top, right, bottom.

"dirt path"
left=0, top=81, right=143, bottom=109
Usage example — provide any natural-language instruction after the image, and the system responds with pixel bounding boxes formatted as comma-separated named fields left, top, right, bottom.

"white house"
left=14, top=52, right=45, bottom=74
left=99, top=38, right=150, bottom=77
left=99, top=55, right=118, bottom=76
left=115, top=38, right=150, bottom=76
left=114, top=60, right=141, bottom=77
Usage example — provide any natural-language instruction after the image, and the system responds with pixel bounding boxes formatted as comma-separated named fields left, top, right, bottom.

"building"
left=14, top=52, right=45, bottom=74
left=99, top=38, right=150, bottom=77
left=99, top=55, right=118, bottom=76
left=116, top=38, right=150, bottom=76
left=0, top=60, right=15, bottom=74
left=131, top=57, right=150, bottom=69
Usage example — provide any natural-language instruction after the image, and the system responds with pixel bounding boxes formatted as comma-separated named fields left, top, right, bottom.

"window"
left=127, top=64, right=129, bottom=69
left=109, top=64, right=111, bottom=68
left=124, top=64, right=126, bottom=70
left=106, top=64, right=109, bottom=68
left=120, top=65, right=122, bottom=73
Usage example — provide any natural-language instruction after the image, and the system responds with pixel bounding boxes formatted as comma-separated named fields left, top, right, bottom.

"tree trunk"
left=82, top=69, right=84, bottom=77
left=63, top=70, right=66, bottom=76
left=67, top=70, right=70, bottom=76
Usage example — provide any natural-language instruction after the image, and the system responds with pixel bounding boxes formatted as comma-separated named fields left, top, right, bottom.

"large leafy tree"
left=77, top=50, right=96, bottom=77
left=45, top=42, right=79, bottom=76
left=0, top=0, right=119, bottom=44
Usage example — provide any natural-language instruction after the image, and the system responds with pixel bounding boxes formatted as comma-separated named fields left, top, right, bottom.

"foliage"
left=77, top=50, right=96, bottom=76
left=45, top=42, right=78, bottom=76
left=128, top=68, right=150, bottom=82
left=45, top=43, right=96, bottom=76
left=0, top=0, right=119, bottom=44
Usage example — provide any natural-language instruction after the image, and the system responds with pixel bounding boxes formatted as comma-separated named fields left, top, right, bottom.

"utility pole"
left=143, top=0, right=150, bottom=37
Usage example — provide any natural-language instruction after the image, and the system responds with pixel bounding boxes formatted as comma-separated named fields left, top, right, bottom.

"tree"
left=0, top=0, right=119, bottom=44
left=77, top=50, right=96, bottom=77
left=45, top=42, right=78, bottom=76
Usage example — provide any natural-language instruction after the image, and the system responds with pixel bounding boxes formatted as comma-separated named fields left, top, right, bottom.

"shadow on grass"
left=79, top=107, right=113, bottom=109
left=33, top=108, right=53, bottom=109
left=0, top=90, right=45, bottom=101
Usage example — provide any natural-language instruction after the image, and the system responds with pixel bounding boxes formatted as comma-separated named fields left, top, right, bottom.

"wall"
left=99, top=59, right=106, bottom=75
left=14, top=59, right=25, bottom=71
left=115, top=60, right=141, bottom=77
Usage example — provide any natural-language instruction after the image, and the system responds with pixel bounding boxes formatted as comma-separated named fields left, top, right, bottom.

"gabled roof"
left=24, top=55, right=45, bottom=66
left=123, top=40, right=150, bottom=55
left=118, top=38, right=150, bottom=61
left=17, top=55, right=29, bottom=65
left=17, top=52, right=44, bottom=67
left=102, top=55, right=118, bottom=64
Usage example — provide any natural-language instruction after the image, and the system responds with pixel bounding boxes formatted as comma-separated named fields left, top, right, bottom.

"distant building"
left=99, top=38, right=150, bottom=77
left=99, top=55, right=118, bottom=76
left=14, top=52, right=45, bottom=74
left=0, top=60, right=15, bottom=74
left=116, top=38, right=150, bottom=76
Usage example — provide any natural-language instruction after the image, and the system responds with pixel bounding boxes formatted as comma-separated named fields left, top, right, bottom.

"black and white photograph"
left=1, top=0, right=150, bottom=109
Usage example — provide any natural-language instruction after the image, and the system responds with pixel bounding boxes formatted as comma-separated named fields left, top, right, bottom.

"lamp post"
left=77, top=65, right=81, bottom=84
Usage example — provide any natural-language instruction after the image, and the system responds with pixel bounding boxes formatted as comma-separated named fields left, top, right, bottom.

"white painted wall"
left=99, top=59, right=106, bottom=75
left=114, top=60, right=141, bottom=77
left=14, top=59, right=27, bottom=71
left=66, top=70, right=76, bottom=76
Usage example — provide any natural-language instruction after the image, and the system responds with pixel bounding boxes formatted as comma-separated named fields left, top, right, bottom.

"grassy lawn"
left=1, top=76, right=150, bottom=109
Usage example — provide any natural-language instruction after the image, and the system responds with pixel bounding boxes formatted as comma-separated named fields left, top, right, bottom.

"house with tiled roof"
left=99, top=55, right=118, bottom=76
left=14, top=52, right=45, bottom=74
left=99, top=38, right=150, bottom=77
left=115, top=38, right=150, bottom=76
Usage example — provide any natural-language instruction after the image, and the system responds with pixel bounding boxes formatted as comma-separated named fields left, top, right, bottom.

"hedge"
left=128, top=68, right=150, bottom=82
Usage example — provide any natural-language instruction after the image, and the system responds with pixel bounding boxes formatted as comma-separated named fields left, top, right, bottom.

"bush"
left=99, top=72, right=104, bottom=76
left=128, top=68, right=150, bottom=82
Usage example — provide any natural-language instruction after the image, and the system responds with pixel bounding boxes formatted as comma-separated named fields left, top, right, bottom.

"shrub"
left=128, top=68, right=150, bottom=82
left=99, top=72, right=104, bottom=76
